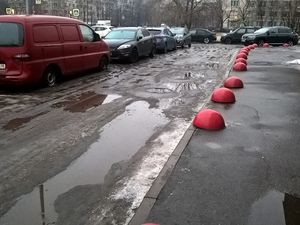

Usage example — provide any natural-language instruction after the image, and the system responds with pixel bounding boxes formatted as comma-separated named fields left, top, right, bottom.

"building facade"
left=223, top=0, right=300, bottom=31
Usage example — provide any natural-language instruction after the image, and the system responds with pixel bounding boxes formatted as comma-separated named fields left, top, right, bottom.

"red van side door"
left=60, top=24, right=84, bottom=75
left=78, top=25, right=101, bottom=70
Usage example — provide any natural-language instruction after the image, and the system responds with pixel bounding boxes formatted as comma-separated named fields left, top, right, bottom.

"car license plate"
left=0, top=64, right=5, bottom=70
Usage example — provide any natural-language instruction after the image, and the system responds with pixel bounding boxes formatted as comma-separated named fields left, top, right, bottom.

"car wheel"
left=188, top=42, right=191, bottom=48
left=225, top=38, right=231, bottom=44
left=149, top=45, right=155, bottom=58
left=129, top=48, right=139, bottom=63
left=98, top=56, right=108, bottom=71
left=43, top=67, right=58, bottom=87
left=203, top=38, right=210, bottom=44
left=258, top=39, right=264, bottom=47
left=288, top=40, right=294, bottom=46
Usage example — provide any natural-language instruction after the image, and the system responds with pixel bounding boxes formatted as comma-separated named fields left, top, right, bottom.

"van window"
left=0, top=22, right=23, bottom=47
left=33, top=25, right=60, bottom=43
left=79, top=25, right=94, bottom=42
left=61, top=25, right=80, bottom=42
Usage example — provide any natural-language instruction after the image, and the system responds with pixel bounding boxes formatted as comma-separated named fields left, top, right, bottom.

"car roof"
left=112, top=27, right=141, bottom=31
left=0, top=15, right=81, bottom=24
left=147, top=27, right=164, bottom=30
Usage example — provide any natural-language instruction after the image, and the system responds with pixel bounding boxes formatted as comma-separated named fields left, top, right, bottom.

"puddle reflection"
left=248, top=190, right=300, bottom=225
left=0, top=101, right=168, bottom=225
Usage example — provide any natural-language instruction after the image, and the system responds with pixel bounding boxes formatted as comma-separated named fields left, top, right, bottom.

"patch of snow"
left=286, top=59, right=300, bottom=64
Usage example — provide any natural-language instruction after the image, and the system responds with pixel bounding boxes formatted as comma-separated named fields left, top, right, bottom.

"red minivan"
left=0, top=15, right=110, bottom=87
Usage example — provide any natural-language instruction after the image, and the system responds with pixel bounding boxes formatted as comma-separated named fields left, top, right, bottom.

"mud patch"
left=52, top=91, right=121, bottom=112
left=146, top=88, right=173, bottom=94
left=3, top=112, right=47, bottom=131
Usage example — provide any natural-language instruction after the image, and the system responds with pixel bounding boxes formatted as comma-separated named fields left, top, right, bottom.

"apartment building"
left=223, top=0, right=300, bottom=31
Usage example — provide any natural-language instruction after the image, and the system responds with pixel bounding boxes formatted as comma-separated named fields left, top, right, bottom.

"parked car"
left=103, top=27, right=155, bottom=63
left=190, top=28, right=216, bottom=43
left=147, top=27, right=177, bottom=53
left=221, top=26, right=260, bottom=44
left=170, top=27, right=192, bottom=48
left=241, top=26, right=299, bottom=46
left=92, top=25, right=114, bottom=38
left=0, top=15, right=109, bottom=87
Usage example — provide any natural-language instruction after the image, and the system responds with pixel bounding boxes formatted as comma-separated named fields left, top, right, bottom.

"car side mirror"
left=137, top=36, right=143, bottom=41
left=94, top=33, right=101, bottom=41
left=266, top=31, right=270, bottom=35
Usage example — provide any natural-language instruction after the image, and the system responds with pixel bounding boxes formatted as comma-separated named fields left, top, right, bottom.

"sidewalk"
left=131, top=46, right=300, bottom=225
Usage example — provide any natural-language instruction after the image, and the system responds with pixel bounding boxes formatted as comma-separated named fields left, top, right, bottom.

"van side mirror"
left=94, top=33, right=101, bottom=41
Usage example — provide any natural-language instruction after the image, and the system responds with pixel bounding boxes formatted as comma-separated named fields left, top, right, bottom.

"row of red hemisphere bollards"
left=141, top=42, right=292, bottom=225
left=192, top=43, right=259, bottom=131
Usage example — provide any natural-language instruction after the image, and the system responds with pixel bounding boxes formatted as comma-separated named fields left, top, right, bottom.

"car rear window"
left=0, top=22, right=24, bottom=47
left=148, top=29, right=161, bottom=35
left=105, top=30, right=136, bottom=39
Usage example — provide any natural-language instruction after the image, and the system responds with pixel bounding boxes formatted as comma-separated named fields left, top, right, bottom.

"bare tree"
left=280, top=0, right=300, bottom=31
left=237, top=0, right=251, bottom=26
left=172, top=0, right=204, bottom=28
left=214, top=0, right=233, bottom=30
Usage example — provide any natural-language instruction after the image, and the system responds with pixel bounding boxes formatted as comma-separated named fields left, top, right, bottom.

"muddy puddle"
left=248, top=190, right=300, bottom=225
left=2, top=112, right=47, bottom=131
left=0, top=101, right=168, bottom=225
left=52, top=91, right=121, bottom=112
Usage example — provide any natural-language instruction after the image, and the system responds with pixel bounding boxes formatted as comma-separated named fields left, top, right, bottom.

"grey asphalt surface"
left=143, top=46, right=300, bottom=225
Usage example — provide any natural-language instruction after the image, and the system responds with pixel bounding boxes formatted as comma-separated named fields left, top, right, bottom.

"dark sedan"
left=190, top=28, right=216, bottom=44
left=170, top=27, right=192, bottom=48
left=103, top=27, right=155, bottom=63
left=241, top=26, right=298, bottom=46
left=147, top=27, right=177, bottom=53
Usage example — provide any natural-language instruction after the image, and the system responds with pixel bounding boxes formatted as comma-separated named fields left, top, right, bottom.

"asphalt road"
left=0, top=44, right=237, bottom=225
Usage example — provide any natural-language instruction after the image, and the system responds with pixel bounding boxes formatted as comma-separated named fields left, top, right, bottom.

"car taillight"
left=13, top=53, right=31, bottom=60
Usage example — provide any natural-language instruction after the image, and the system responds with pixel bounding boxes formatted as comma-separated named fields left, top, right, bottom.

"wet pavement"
left=145, top=46, right=300, bottom=225
left=0, top=44, right=237, bottom=225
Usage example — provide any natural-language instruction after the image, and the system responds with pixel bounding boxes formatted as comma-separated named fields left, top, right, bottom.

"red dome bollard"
left=211, top=87, right=236, bottom=103
left=224, top=76, right=244, bottom=88
left=241, top=47, right=250, bottom=52
left=233, top=62, right=247, bottom=71
left=193, top=109, right=225, bottom=130
left=283, top=43, right=289, bottom=47
left=235, top=58, right=247, bottom=65
left=253, top=44, right=258, bottom=48
left=249, top=45, right=255, bottom=49
left=239, top=50, right=249, bottom=55
left=263, top=43, right=269, bottom=48
left=236, top=52, right=248, bottom=60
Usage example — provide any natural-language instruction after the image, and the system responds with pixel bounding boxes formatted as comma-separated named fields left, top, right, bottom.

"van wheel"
left=43, top=67, right=58, bottom=87
left=98, top=57, right=108, bottom=71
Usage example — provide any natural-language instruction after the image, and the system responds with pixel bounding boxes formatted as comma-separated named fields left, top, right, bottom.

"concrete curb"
left=128, top=49, right=239, bottom=225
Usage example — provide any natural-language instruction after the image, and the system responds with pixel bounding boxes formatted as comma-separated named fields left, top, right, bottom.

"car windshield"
left=104, top=30, right=136, bottom=39
left=170, top=28, right=185, bottom=34
left=148, top=29, right=161, bottom=35
left=254, top=27, right=270, bottom=34
left=0, top=22, right=24, bottom=47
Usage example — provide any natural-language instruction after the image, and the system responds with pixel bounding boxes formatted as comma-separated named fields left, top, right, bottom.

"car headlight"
left=118, top=44, right=131, bottom=50
left=176, top=35, right=183, bottom=40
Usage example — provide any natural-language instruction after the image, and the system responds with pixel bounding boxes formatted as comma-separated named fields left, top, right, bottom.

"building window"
left=231, top=0, right=239, bottom=7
